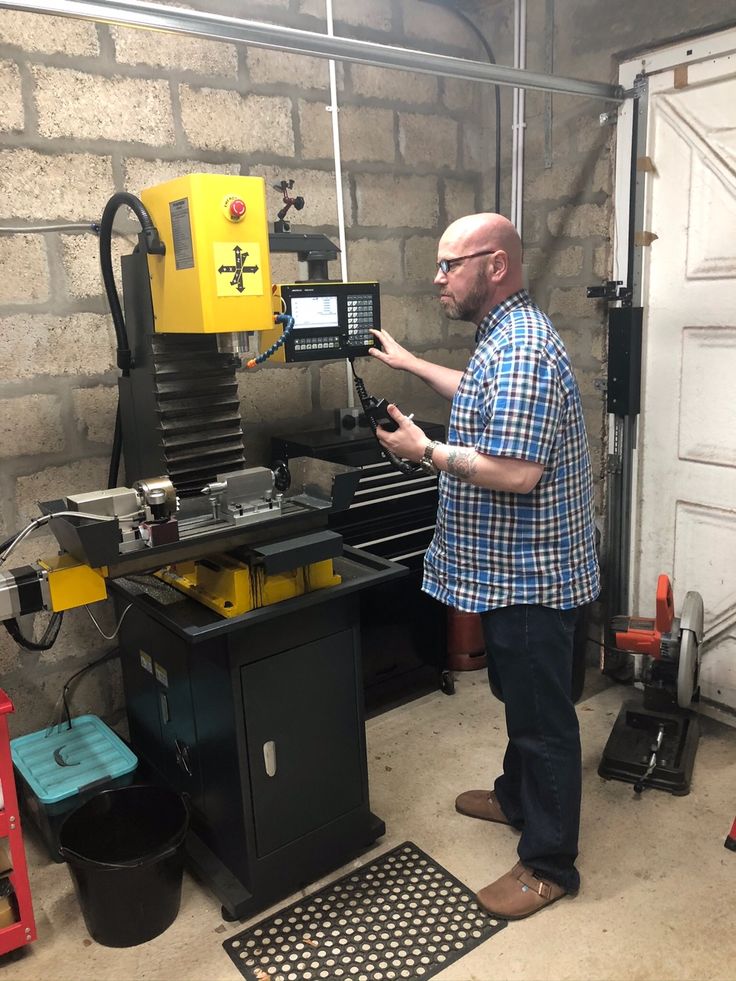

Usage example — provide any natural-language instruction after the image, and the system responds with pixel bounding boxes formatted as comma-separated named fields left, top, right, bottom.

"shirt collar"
left=475, top=289, right=531, bottom=345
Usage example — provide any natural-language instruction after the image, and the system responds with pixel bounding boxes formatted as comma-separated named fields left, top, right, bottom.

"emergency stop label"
left=214, top=242, right=264, bottom=297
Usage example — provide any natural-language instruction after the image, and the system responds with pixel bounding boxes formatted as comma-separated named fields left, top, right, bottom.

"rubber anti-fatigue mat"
left=223, top=841, right=506, bottom=981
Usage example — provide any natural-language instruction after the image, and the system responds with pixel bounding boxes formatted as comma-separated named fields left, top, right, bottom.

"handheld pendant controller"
left=362, top=397, right=400, bottom=432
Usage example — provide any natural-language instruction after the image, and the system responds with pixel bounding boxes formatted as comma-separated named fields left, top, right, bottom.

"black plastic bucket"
left=59, top=784, right=189, bottom=948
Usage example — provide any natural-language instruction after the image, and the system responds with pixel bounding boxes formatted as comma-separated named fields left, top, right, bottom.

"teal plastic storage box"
left=11, top=715, right=138, bottom=862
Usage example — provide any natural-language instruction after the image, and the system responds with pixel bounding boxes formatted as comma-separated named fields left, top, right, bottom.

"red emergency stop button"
left=229, top=198, right=246, bottom=220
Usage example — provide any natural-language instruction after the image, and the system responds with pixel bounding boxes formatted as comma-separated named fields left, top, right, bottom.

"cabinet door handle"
left=263, top=740, right=277, bottom=777
left=175, top=738, right=192, bottom=777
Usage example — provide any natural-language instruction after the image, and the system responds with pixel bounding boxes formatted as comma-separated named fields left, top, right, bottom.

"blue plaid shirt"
left=423, top=290, right=600, bottom=612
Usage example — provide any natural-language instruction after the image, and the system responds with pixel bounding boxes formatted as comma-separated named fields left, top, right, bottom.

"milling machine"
left=0, top=174, right=404, bottom=919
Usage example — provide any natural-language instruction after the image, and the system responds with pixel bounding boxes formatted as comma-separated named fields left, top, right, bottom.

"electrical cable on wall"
left=418, top=0, right=502, bottom=213
left=510, top=0, right=527, bottom=237
left=323, top=0, right=355, bottom=409
left=0, top=222, right=101, bottom=234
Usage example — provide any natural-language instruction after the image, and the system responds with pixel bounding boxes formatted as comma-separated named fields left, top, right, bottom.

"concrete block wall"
left=0, top=0, right=485, bottom=734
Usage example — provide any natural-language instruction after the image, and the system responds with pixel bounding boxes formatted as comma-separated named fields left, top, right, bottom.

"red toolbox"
left=0, top=689, right=36, bottom=955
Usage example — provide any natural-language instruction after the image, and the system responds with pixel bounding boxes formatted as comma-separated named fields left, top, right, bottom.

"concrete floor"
left=3, top=669, right=736, bottom=981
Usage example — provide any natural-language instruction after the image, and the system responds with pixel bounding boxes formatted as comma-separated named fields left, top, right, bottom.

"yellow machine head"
left=140, top=174, right=274, bottom=335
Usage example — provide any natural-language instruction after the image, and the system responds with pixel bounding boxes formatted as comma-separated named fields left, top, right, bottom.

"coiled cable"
left=350, top=361, right=421, bottom=475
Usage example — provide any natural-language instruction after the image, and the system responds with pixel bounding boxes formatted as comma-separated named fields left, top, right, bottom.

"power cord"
left=418, top=0, right=502, bottom=213
left=45, top=647, right=121, bottom=735
left=85, top=603, right=133, bottom=641
left=3, top=613, right=63, bottom=652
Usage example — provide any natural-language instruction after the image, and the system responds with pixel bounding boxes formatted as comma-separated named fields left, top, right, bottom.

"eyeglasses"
left=436, top=249, right=497, bottom=275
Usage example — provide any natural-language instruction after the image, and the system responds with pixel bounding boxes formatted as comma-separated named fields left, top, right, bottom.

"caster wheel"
left=440, top=670, right=455, bottom=695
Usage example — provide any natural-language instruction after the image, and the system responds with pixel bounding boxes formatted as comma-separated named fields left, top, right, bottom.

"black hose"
left=98, top=191, right=164, bottom=487
left=99, top=191, right=163, bottom=375
left=419, top=0, right=502, bottom=213
left=3, top=612, right=64, bottom=652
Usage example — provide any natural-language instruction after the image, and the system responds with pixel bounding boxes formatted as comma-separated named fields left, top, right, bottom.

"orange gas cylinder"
left=447, top=608, right=487, bottom=671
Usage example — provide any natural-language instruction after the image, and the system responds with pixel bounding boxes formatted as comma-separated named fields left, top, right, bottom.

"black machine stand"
left=272, top=422, right=448, bottom=712
left=111, top=546, right=401, bottom=921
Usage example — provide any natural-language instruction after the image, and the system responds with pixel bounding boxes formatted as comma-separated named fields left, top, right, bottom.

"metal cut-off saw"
left=598, top=574, right=704, bottom=795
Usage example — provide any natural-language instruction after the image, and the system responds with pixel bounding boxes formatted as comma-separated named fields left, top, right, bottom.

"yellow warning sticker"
left=213, top=242, right=264, bottom=297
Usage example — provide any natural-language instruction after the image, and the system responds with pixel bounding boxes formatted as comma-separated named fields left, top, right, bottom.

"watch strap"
left=420, top=439, right=440, bottom=474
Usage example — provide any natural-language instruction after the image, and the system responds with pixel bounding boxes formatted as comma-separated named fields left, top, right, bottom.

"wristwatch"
left=419, top=439, right=440, bottom=476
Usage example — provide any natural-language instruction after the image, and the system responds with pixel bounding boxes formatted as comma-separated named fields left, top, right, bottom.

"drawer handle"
left=263, top=740, right=277, bottom=777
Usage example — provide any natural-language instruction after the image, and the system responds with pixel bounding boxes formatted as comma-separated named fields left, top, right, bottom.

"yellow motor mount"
left=38, top=555, right=108, bottom=612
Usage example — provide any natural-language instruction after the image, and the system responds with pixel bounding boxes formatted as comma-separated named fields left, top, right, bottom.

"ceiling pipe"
left=0, top=0, right=625, bottom=102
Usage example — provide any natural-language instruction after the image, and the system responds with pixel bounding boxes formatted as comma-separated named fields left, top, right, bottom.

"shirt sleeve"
left=476, top=345, right=563, bottom=466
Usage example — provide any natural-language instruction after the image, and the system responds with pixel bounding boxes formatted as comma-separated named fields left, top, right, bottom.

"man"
left=369, top=213, right=600, bottom=920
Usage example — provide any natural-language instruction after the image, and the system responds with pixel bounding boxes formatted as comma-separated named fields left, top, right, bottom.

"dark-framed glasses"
left=436, top=249, right=497, bottom=275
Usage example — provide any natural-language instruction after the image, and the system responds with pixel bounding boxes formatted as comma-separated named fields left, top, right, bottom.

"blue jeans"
left=479, top=604, right=581, bottom=893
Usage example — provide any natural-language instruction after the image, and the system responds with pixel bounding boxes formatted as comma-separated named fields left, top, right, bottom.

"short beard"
left=442, top=279, right=487, bottom=322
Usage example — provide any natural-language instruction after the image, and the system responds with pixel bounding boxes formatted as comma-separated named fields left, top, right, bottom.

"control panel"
left=278, top=282, right=381, bottom=362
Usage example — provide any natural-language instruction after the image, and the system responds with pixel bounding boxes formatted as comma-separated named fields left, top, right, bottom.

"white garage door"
left=617, top=32, right=736, bottom=714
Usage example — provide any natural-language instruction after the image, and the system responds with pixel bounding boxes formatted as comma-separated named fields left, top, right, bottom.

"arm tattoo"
left=446, top=446, right=480, bottom=481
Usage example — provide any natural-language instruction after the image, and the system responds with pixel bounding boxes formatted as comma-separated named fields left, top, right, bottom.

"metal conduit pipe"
left=0, top=0, right=625, bottom=102
left=322, top=0, right=355, bottom=409
left=511, top=0, right=527, bottom=238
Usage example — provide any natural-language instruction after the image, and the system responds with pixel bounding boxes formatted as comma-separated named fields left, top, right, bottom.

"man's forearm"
left=431, top=443, right=543, bottom=493
left=407, top=357, right=463, bottom=401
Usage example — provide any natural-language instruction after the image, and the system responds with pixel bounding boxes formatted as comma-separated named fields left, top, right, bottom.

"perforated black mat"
left=223, top=841, right=506, bottom=981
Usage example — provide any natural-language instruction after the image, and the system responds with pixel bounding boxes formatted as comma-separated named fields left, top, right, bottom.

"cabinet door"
left=241, top=630, right=364, bottom=857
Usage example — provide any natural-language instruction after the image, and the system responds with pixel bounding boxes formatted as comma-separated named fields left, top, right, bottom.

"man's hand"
left=369, top=328, right=463, bottom=401
left=375, top=404, right=427, bottom=462
left=369, top=329, right=417, bottom=372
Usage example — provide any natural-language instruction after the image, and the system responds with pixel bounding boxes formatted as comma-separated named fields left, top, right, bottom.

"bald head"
left=435, top=213, right=524, bottom=324
left=441, top=213, right=523, bottom=274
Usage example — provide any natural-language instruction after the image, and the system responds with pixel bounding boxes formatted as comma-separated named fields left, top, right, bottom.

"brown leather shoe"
left=454, top=789, right=510, bottom=825
left=476, top=863, right=567, bottom=920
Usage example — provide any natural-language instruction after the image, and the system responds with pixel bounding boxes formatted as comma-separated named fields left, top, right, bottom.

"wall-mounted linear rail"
left=0, top=0, right=625, bottom=103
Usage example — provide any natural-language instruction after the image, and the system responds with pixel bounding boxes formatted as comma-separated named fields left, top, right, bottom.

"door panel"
left=241, top=630, right=364, bottom=857
left=633, top=53, right=736, bottom=710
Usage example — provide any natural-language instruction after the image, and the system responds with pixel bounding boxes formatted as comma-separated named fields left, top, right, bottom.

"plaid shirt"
left=423, top=290, right=600, bottom=612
